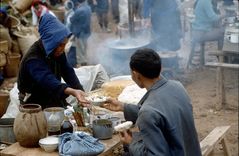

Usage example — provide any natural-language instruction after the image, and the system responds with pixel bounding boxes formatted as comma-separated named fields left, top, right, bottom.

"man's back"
left=135, top=78, right=202, bottom=155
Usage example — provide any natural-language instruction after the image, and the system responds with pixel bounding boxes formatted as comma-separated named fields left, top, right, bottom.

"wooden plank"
left=206, top=62, right=239, bottom=69
left=200, top=126, right=231, bottom=156
left=207, top=51, right=224, bottom=56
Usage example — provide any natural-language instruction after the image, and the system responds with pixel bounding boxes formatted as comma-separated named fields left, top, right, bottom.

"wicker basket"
left=0, top=93, right=9, bottom=118
left=14, top=0, right=33, bottom=13
left=0, top=40, right=8, bottom=67
left=4, top=53, right=21, bottom=77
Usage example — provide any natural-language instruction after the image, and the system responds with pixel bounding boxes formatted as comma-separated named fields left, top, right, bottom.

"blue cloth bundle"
left=59, top=132, right=105, bottom=156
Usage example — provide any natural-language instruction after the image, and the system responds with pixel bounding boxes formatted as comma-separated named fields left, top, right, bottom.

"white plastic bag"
left=2, top=83, right=20, bottom=118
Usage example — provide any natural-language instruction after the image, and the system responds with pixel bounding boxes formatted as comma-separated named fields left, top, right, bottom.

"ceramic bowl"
left=39, top=136, right=59, bottom=152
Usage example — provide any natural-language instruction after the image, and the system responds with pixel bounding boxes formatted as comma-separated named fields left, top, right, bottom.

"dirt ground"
left=1, top=6, right=238, bottom=156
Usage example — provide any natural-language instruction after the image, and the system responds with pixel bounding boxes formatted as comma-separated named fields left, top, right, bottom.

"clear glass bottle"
left=60, top=116, right=73, bottom=134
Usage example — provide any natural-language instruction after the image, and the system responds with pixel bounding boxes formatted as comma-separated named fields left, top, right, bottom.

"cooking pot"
left=106, top=38, right=150, bottom=75
left=224, top=16, right=237, bottom=24
left=226, top=33, right=239, bottom=43
left=92, top=119, right=113, bottom=140
left=0, top=118, right=16, bottom=144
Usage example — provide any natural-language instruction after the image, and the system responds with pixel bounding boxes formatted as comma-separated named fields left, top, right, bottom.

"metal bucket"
left=0, top=118, right=16, bottom=144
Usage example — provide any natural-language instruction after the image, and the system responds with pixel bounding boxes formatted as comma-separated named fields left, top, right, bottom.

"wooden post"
left=216, top=54, right=226, bottom=110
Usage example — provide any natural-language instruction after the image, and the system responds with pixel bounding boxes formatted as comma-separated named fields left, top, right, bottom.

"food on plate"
left=86, top=95, right=107, bottom=106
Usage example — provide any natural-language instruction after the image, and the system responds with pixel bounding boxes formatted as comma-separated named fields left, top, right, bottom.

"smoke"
left=87, top=31, right=151, bottom=77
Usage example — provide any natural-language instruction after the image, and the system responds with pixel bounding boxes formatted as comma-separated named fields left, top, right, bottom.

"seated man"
left=103, top=48, right=202, bottom=156
left=189, top=0, right=226, bottom=67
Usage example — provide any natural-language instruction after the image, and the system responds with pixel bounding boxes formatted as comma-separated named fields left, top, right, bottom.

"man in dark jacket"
left=103, top=48, right=202, bottom=156
left=18, top=13, right=89, bottom=109
left=143, top=0, right=182, bottom=51
left=94, top=0, right=111, bottom=32
left=67, top=0, right=91, bottom=67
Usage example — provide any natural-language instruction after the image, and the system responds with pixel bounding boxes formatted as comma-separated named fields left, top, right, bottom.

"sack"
left=13, top=104, right=47, bottom=147
left=59, top=132, right=105, bottom=156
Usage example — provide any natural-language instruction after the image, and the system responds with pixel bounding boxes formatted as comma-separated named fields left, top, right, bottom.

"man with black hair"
left=103, top=48, right=202, bottom=156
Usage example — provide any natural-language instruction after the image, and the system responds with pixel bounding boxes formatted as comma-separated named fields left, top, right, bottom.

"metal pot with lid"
left=226, top=25, right=239, bottom=43
left=92, top=119, right=113, bottom=140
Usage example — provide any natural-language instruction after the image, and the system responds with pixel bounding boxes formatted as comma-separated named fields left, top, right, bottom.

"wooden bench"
left=200, top=126, right=231, bottom=156
left=206, top=62, right=239, bottom=69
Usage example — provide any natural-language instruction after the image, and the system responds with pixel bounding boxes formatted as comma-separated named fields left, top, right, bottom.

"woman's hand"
left=64, top=87, right=90, bottom=107
left=102, top=97, right=124, bottom=112
left=74, top=90, right=91, bottom=107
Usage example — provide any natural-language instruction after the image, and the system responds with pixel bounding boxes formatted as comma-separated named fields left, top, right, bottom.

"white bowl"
left=39, top=136, right=59, bottom=152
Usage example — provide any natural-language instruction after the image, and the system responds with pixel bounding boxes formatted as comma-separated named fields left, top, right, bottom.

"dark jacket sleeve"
left=26, top=59, right=69, bottom=99
left=57, top=53, right=84, bottom=91
left=124, top=104, right=140, bottom=124
left=129, top=109, right=170, bottom=156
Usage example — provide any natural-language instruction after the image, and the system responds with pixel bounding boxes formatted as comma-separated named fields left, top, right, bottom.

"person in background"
left=94, top=0, right=111, bottom=32
left=31, top=0, right=55, bottom=26
left=18, top=13, right=90, bottom=109
left=87, top=0, right=95, bottom=12
left=142, top=0, right=182, bottom=51
left=111, top=0, right=119, bottom=24
left=64, top=0, right=75, bottom=29
left=188, top=0, right=227, bottom=66
left=103, top=48, right=202, bottom=156
left=223, top=0, right=234, bottom=6
left=48, top=0, right=63, bottom=6
left=68, top=0, right=92, bottom=67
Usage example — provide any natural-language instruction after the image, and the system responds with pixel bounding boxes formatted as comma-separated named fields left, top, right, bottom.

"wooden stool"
left=200, top=126, right=231, bottom=156
left=187, top=39, right=220, bottom=68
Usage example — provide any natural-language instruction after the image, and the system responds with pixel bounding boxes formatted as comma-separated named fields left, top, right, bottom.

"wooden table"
left=222, top=37, right=239, bottom=63
left=206, top=28, right=239, bottom=109
left=0, top=134, right=121, bottom=156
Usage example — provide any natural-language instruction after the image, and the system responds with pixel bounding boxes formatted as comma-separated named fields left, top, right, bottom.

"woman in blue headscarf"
left=17, top=13, right=89, bottom=108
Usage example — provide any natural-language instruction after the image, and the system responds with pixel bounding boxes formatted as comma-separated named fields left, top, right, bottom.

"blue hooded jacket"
left=17, top=13, right=83, bottom=108
left=39, top=13, right=71, bottom=55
